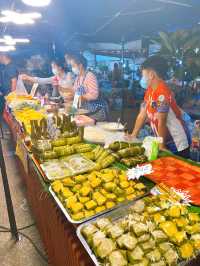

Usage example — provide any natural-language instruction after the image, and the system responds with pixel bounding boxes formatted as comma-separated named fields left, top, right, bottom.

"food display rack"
left=4, top=107, right=200, bottom=266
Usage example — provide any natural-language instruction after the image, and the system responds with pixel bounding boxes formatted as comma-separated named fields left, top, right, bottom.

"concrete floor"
left=0, top=131, right=48, bottom=266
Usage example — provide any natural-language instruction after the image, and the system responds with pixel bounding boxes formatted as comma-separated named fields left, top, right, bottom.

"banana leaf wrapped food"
left=128, top=246, right=144, bottom=263
left=52, top=138, right=67, bottom=147
left=118, top=146, right=145, bottom=158
left=121, top=155, right=147, bottom=167
left=73, top=143, right=93, bottom=153
left=53, top=145, right=74, bottom=157
left=39, top=150, right=58, bottom=161
left=108, top=250, right=127, bottom=266
left=65, top=135, right=82, bottom=145
left=117, top=233, right=137, bottom=250
left=100, top=154, right=116, bottom=169
left=96, top=238, right=116, bottom=259
left=109, top=141, right=142, bottom=151
left=81, top=151, right=95, bottom=161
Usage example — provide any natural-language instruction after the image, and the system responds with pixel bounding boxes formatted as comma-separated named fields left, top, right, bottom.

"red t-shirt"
left=143, top=81, right=190, bottom=152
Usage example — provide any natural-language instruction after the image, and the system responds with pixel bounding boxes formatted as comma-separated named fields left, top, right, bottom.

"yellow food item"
left=173, top=231, right=186, bottom=244
left=66, top=196, right=77, bottom=209
left=80, top=186, right=91, bottom=197
left=168, top=205, right=181, bottom=218
left=101, top=173, right=115, bottom=183
left=72, top=212, right=85, bottom=221
left=62, top=188, right=73, bottom=198
left=104, top=182, right=116, bottom=192
left=95, top=206, right=106, bottom=213
left=72, top=184, right=82, bottom=192
left=52, top=181, right=63, bottom=193
left=160, top=221, right=178, bottom=237
left=84, top=210, right=95, bottom=218
left=96, top=195, right=107, bottom=206
left=186, top=224, right=200, bottom=234
left=179, top=243, right=194, bottom=259
left=188, top=213, right=200, bottom=222
left=134, top=183, right=146, bottom=190
left=120, top=181, right=129, bottom=189
left=85, top=200, right=97, bottom=210
left=126, top=194, right=136, bottom=201
left=193, top=240, right=200, bottom=249
left=62, top=178, right=75, bottom=187
left=75, top=175, right=87, bottom=183
left=119, top=174, right=128, bottom=182
left=100, top=189, right=108, bottom=196
left=125, top=187, right=135, bottom=195
left=117, top=197, right=126, bottom=203
left=71, top=202, right=84, bottom=214
left=79, top=197, right=90, bottom=204
left=175, top=218, right=188, bottom=228
left=106, top=193, right=117, bottom=201
left=153, top=213, right=166, bottom=224
left=106, top=201, right=115, bottom=209
left=91, top=178, right=101, bottom=188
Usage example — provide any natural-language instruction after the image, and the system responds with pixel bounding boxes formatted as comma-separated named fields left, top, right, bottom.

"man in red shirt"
left=130, top=56, right=191, bottom=158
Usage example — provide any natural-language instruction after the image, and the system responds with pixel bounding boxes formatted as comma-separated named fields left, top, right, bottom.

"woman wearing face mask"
left=128, top=56, right=191, bottom=158
left=20, top=59, right=74, bottom=103
left=70, top=54, right=108, bottom=122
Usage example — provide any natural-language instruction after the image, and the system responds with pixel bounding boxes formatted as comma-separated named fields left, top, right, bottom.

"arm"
left=131, top=104, right=147, bottom=137
left=157, top=112, right=168, bottom=150
left=11, top=78, right=17, bottom=91
left=20, top=74, right=53, bottom=85
left=82, top=72, right=99, bottom=101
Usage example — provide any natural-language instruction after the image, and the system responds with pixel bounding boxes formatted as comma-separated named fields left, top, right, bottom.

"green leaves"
left=152, top=28, right=200, bottom=80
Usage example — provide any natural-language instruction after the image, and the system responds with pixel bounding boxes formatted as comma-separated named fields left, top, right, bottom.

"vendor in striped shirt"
left=70, top=54, right=108, bottom=121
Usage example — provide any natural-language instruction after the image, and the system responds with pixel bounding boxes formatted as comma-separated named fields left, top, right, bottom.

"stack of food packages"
left=81, top=194, right=200, bottom=266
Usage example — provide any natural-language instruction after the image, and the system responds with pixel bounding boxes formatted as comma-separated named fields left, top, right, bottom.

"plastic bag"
left=143, top=136, right=163, bottom=161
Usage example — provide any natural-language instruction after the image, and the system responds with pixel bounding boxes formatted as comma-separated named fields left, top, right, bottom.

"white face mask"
left=52, top=68, right=58, bottom=76
left=72, top=67, right=80, bottom=76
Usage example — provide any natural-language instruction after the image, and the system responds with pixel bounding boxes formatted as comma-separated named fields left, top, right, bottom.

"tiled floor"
left=0, top=131, right=48, bottom=266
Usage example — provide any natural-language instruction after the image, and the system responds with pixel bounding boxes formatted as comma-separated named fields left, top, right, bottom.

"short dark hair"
left=141, top=55, right=168, bottom=79
left=70, top=53, right=88, bottom=69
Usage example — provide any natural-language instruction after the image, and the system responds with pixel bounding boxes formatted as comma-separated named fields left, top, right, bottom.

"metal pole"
left=0, top=138, right=19, bottom=241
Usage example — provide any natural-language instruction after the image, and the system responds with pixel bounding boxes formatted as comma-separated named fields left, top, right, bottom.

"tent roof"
left=0, top=0, right=200, bottom=53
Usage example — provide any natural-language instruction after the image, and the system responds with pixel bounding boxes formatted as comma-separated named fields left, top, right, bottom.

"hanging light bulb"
left=21, top=0, right=51, bottom=7
left=0, top=45, right=16, bottom=52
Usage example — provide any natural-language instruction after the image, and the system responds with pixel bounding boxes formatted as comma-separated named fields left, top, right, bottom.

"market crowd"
left=0, top=52, right=195, bottom=158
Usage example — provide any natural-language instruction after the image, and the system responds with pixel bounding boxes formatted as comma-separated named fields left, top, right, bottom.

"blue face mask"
left=140, top=76, right=148, bottom=89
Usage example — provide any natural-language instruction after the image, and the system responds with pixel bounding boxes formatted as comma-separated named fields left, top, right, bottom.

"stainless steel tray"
left=77, top=199, right=199, bottom=266
left=49, top=186, right=150, bottom=224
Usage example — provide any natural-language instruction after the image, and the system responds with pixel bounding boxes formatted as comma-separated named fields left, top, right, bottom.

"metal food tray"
left=77, top=199, right=199, bottom=266
left=49, top=186, right=150, bottom=224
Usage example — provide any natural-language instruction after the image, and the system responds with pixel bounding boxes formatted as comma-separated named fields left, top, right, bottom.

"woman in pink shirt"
left=70, top=54, right=108, bottom=121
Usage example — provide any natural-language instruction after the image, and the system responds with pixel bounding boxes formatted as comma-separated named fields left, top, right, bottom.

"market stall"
left=3, top=92, right=200, bottom=266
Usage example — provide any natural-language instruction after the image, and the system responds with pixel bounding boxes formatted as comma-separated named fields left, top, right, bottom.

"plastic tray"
left=41, top=154, right=96, bottom=181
